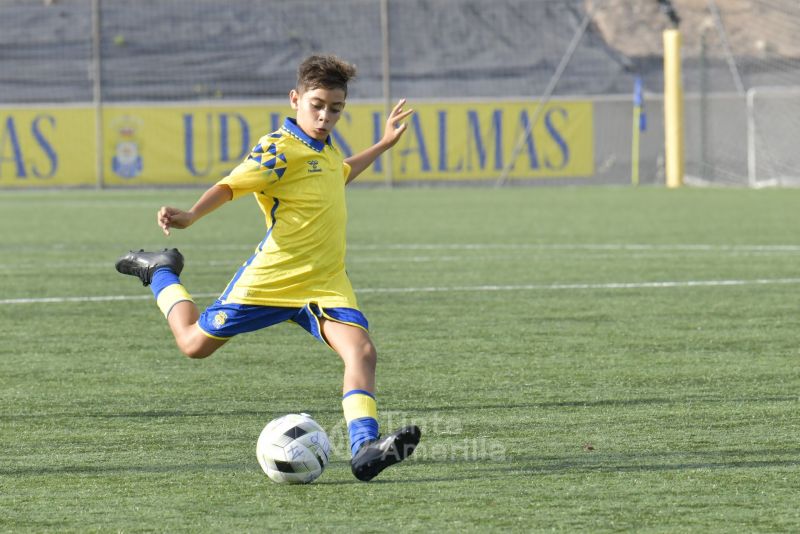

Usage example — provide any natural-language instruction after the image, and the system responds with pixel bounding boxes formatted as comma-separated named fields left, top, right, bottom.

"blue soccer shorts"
left=197, top=300, right=369, bottom=349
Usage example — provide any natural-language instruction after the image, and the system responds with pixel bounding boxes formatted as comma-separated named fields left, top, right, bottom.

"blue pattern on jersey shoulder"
left=248, top=139, right=287, bottom=178
left=263, top=152, right=288, bottom=178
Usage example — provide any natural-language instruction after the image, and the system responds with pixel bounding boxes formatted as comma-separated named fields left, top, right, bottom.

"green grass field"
left=2, top=186, right=799, bottom=532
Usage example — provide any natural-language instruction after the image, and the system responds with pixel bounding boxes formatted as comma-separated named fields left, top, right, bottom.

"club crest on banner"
left=111, top=116, right=144, bottom=179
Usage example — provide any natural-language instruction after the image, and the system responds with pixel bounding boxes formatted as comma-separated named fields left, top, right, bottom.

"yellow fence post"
left=663, top=28, right=684, bottom=188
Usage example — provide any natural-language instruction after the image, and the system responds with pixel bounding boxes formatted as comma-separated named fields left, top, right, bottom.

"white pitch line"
left=0, top=256, right=466, bottom=270
left=3, top=278, right=800, bottom=305
left=2, top=243, right=799, bottom=270
left=0, top=293, right=218, bottom=305
left=8, top=243, right=800, bottom=254
left=356, top=278, right=800, bottom=294
left=347, top=243, right=800, bottom=252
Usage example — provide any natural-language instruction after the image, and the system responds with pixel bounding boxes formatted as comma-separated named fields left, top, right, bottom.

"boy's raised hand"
left=381, top=98, right=414, bottom=148
left=157, top=206, right=193, bottom=236
left=343, top=101, right=414, bottom=183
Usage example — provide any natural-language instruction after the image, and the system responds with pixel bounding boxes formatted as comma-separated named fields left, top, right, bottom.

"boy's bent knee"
left=181, top=345, right=215, bottom=359
left=175, top=330, right=225, bottom=359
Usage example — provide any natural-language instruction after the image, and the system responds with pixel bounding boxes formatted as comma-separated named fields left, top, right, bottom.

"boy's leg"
left=116, top=249, right=226, bottom=359
left=165, top=300, right=227, bottom=358
left=320, top=319, right=421, bottom=482
left=321, top=318, right=377, bottom=394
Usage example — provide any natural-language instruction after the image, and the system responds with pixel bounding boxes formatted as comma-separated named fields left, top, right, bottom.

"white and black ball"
left=256, top=413, right=331, bottom=484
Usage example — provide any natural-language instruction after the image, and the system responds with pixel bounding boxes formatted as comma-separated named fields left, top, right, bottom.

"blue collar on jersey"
left=282, top=117, right=332, bottom=153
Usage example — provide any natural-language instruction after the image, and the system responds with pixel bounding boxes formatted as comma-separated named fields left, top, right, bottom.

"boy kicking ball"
left=116, top=55, right=420, bottom=482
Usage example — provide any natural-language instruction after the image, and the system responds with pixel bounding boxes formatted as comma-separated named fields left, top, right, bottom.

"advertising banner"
left=1, top=100, right=593, bottom=188
left=0, top=107, right=96, bottom=187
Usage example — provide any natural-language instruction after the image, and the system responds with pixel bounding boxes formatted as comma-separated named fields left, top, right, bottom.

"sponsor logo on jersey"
left=307, top=160, right=322, bottom=173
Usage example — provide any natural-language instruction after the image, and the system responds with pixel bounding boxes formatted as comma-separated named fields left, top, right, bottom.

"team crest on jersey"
left=213, top=311, right=228, bottom=328
left=307, top=160, right=322, bottom=173
left=111, top=116, right=143, bottom=179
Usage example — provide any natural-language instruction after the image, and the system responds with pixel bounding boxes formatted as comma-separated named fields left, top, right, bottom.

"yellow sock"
left=156, top=283, right=193, bottom=318
left=342, top=390, right=379, bottom=456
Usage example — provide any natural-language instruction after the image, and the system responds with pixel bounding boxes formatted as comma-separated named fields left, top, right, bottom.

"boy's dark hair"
left=296, top=55, right=357, bottom=95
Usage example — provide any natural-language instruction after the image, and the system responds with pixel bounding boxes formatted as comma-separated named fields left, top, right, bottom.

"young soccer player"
left=115, top=55, right=420, bottom=482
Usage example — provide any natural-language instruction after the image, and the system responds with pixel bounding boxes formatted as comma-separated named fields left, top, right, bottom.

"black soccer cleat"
left=115, top=248, right=184, bottom=286
left=350, top=425, right=421, bottom=482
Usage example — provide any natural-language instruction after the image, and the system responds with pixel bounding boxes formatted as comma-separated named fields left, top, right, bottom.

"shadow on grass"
left=413, top=395, right=799, bottom=413
left=0, top=462, right=252, bottom=477
left=2, top=394, right=796, bottom=421
left=327, top=448, right=800, bottom=484
left=0, top=407, right=344, bottom=421
left=0, top=459, right=358, bottom=479
left=6, top=450, right=798, bottom=484
left=347, top=451, right=800, bottom=485
left=312, top=450, right=800, bottom=485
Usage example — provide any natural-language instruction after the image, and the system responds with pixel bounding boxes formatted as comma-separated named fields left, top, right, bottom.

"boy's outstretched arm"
left=344, top=98, right=414, bottom=184
left=157, top=184, right=233, bottom=236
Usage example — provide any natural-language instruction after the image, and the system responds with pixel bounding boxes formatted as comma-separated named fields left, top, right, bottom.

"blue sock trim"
left=150, top=268, right=181, bottom=299
left=342, top=389, right=375, bottom=400
left=348, top=416, right=379, bottom=456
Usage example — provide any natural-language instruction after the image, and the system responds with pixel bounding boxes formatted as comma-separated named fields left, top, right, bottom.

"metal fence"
left=0, top=0, right=654, bottom=104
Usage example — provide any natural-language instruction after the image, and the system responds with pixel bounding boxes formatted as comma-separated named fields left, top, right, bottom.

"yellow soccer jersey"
left=215, top=117, right=357, bottom=309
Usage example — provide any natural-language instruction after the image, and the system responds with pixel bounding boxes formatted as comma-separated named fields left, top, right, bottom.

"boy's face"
left=289, top=86, right=346, bottom=142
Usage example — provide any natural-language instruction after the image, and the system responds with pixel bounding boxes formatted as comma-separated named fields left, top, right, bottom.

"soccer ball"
left=256, top=413, right=331, bottom=484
